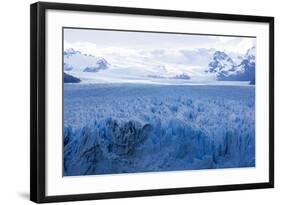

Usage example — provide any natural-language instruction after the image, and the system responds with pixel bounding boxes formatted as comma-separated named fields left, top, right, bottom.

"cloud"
left=213, top=37, right=256, bottom=54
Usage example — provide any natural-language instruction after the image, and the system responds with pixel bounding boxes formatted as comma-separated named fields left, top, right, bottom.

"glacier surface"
left=64, top=84, right=255, bottom=176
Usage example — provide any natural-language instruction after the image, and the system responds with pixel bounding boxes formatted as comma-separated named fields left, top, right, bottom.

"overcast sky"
left=64, top=28, right=256, bottom=55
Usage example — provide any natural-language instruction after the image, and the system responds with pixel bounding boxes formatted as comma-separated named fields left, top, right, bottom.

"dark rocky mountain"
left=64, top=72, right=81, bottom=83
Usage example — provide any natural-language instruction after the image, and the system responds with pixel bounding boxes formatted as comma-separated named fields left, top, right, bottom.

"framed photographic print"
left=30, top=2, right=274, bottom=203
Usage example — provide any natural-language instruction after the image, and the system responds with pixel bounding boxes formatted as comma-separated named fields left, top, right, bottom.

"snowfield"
left=64, top=84, right=255, bottom=176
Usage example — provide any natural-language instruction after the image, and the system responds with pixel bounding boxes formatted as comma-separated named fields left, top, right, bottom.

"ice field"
left=63, top=83, right=255, bottom=176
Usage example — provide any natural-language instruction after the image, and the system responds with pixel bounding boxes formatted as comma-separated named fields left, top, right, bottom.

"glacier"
left=64, top=84, right=255, bottom=176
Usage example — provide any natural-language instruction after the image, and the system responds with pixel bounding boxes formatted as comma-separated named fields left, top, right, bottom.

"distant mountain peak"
left=206, top=48, right=255, bottom=82
left=244, top=46, right=256, bottom=64
left=64, top=48, right=81, bottom=56
left=173, top=73, right=191, bottom=80
left=208, top=51, right=234, bottom=74
left=96, top=57, right=110, bottom=67
left=84, top=57, right=110, bottom=72
left=213, top=51, right=229, bottom=60
left=245, top=46, right=256, bottom=56
left=63, top=48, right=110, bottom=73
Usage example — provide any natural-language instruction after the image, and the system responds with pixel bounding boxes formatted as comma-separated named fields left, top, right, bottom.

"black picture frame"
left=30, top=2, right=274, bottom=203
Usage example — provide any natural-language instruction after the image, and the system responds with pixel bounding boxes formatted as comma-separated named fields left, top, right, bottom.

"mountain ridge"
left=207, top=47, right=255, bottom=84
left=63, top=47, right=255, bottom=85
left=64, top=48, right=110, bottom=73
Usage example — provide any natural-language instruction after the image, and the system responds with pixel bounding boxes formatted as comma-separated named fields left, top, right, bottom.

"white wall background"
left=0, top=0, right=278, bottom=204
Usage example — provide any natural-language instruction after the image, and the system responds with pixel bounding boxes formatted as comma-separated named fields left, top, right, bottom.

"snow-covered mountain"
left=208, top=51, right=235, bottom=74
left=63, top=48, right=195, bottom=84
left=237, top=47, right=256, bottom=82
left=64, top=48, right=110, bottom=73
left=63, top=47, right=255, bottom=85
left=83, top=58, right=110, bottom=72
left=207, top=47, right=256, bottom=83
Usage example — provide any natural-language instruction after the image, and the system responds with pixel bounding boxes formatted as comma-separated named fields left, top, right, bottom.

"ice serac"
left=64, top=48, right=110, bottom=72
left=64, top=72, right=81, bottom=83
left=64, top=115, right=255, bottom=176
left=63, top=84, right=255, bottom=176
left=207, top=47, right=256, bottom=82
